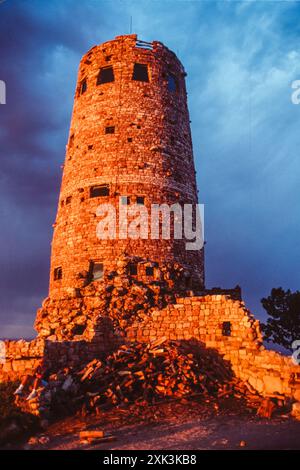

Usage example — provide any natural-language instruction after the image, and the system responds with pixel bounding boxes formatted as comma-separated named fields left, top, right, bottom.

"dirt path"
left=23, top=400, right=300, bottom=450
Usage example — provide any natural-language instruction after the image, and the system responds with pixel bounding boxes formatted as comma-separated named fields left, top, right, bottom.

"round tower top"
left=81, top=34, right=186, bottom=75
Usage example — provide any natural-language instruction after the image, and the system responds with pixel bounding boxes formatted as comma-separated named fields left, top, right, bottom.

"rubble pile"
left=75, top=339, right=265, bottom=415
left=35, top=258, right=192, bottom=341
left=19, top=338, right=270, bottom=420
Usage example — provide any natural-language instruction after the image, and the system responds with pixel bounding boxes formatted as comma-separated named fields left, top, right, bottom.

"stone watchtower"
left=35, top=35, right=204, bottom=341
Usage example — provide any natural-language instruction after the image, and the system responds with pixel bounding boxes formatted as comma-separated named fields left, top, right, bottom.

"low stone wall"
left=126, top=295, right=300, bottom=400
left=0, top=317, right=118, bottom=383
left=0, top=338, right=45, bottom=382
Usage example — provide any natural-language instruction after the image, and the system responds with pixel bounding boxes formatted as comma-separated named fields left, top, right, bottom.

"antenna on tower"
left=130, top=16, right=133, bottom=34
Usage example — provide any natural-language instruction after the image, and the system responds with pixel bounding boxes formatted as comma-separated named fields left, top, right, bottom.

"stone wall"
left=1, top=293, right=300, bottom=403
left=126, top=294, right=300, bottom=400
left=0, top=338, right=45, bottom=383
left=0, top=318, right=117, bottom=382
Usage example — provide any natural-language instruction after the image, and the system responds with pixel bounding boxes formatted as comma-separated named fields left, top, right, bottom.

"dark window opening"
left=90, top=185, right=109, bottom=198
left=136, top=196, right=145, bottom=205
left=146, top=266, right=154, bottom=276
left=72, top=324, right=86, bottom=336
left=168, top=74, right=177, bottom=92
left=105, top=55, right=112, bottom=62
left=185, top=276, right=191, bottom=288
left=105, top=126, right=115, bottom=134
left=88, top=145, right=93, bottom=150
left=127, top=137, right=133, bottom=142
left=133, top=63, right=149, bottom=82
left=66, top=196, right=72, bottom=205
left=137, top=125, right=141, bottom=129
left=129, top=264, right=138, bottom=276
left=222, top=321, right=231, bottom=337
left=69, top=134, right=74, bottom=147
left=90, top=261, right=104, bottom=281
left=80, top=79, right=87, bottom=94
left=97, top=66, right=114, bottom=84
left=54, top=267, right=62, bottom=281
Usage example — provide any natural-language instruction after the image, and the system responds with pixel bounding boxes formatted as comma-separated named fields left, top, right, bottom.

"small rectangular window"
left=90, top=262, right=104, bottom=281
left=121, top=196, right=130, bottom=205
left=66, top=196, right=72, bottom=205
left=54, top=267, right=62, bottom=281
left=167, top=74, right=177, bottom=92
left=127, top=137, right=133, bottom=142
left=146, top=266, right=154, bottom=276
left=105, top=126, right=115, bottom=134
left=136, top=196, right=145, bottom=205
left=80, top=79, right=87, bottom=94
left=129, top=264, right=138, bottom=276
left=97, top=66, right=114, bottom=85
left=133, top=63, right=149, bottom=82
left=222, top=321, right=231, bottom=337
left=90, top=185, right=109, bottom=198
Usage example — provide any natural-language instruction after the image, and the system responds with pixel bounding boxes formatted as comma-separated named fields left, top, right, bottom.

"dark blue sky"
left=0, top=0, right=299, bottom=338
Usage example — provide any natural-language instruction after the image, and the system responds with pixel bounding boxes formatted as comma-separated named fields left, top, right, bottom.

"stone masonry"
left=49, top=33, right=204, bottom=303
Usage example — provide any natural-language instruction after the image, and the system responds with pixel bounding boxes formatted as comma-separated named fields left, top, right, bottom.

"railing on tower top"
left=135, top=39, right=153, bottom=50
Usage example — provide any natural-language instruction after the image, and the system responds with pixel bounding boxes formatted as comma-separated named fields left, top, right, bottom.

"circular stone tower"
left=48, top=34, right=204, bottom=306
left=49, top=34, right=204, bottom=299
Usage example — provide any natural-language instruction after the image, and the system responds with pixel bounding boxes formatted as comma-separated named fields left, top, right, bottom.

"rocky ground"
left=2, top=397, right=300, bottom=450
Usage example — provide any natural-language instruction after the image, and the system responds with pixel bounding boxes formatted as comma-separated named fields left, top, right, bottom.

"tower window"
left=80, top=79, right=87, bottom=95
left=133, top=63, right=149, bottom=82
left=90, top=185, right=109, bottom=198
left=66, top=196, right=72, bottom=205
left=146, top=266, right=154, bottom=276
left=222, top=321, right=232, bottom=337
left=97, top=66, right=114, bottom=84
left=54, top=267, right=62, bottom=281
left=127, top=137, right=133, bottom=142
left=90, top=261, right=104, bottom=281
left=167, top=74, right=177, bottom=92
left=129, top=264, right=138, bottom=276
left=72, top=324, right=86, bottom=336
left=105, top=126, right=115, bottom=134
left=136, top=196, right=145, bottom=205
left=121, top=196, right=130, bottom=205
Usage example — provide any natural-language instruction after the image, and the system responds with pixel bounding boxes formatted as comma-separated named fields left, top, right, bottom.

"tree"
left=261, top=287, right=300, bottom=351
